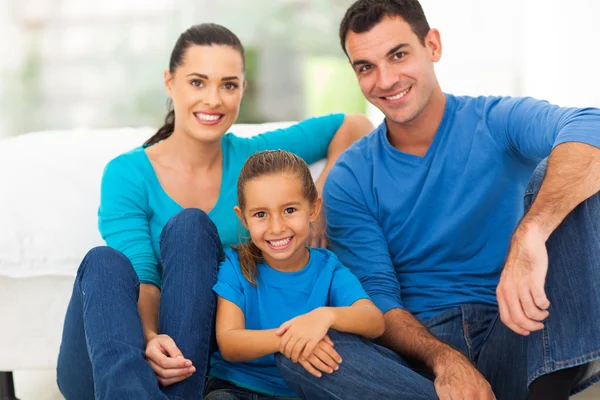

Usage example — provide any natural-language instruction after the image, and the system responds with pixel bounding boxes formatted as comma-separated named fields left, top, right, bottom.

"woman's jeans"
left=56, top=209, right=223, bottom=400
left=277, top=159, right=600, bottom=400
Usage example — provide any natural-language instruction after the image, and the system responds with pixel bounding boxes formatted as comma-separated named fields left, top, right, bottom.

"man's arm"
left=497, top=142, right=600, bottom=335
left=489, top=98, right=600, bottom=335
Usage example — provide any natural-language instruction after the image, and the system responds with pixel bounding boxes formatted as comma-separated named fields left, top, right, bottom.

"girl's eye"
left=254, top=211, right=266, bottom=218
left=284, top=207, right=296, bottom=214
left=191, top=80, right=204, bottom=87
left=223, top=82, right=238, bottom=90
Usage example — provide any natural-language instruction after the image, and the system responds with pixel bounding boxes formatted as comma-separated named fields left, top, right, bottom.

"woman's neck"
left=158, top=129, right=222, bottom=172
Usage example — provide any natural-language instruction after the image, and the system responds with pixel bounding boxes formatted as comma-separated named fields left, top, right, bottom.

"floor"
left=12, top=369, right=600, bottom=399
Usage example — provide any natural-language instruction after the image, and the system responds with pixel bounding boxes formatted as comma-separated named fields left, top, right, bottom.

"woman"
left=56, top=23, right=373, bottom=400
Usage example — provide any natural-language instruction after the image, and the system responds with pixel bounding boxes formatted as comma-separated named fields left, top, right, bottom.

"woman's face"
left=164, top=44, right=245, bottom=144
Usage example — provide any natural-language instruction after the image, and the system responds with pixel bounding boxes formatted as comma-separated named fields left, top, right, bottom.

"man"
left=275, top=1, right=600, bottom=399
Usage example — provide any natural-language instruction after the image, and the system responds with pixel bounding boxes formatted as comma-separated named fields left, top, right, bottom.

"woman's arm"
left=314, top=114, right=374, bottom=193
left=216, top=296, right=281, bottom=362
left=139, top=284, right=161, bottom=341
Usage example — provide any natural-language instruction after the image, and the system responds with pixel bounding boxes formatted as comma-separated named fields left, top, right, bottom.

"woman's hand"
left=308, top=212, right=328, bottom=248
left=276, top=308, right=334, bottom=362
left=145, top=334, right=196, bottom=386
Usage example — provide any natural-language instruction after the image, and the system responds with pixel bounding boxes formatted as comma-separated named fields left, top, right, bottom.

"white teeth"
left=196, top=113, right=221, bottom=121
left=268, top=237, right=291, bottom=247
left=385, top=87, right=411, bottom=101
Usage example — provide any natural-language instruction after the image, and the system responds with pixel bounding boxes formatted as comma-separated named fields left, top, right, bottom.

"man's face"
left=345, top=16, right=442, bottom=127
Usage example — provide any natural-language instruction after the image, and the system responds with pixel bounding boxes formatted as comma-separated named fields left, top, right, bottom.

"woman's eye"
left=254, top=211, right=266, bottom=218
left=223, top=82, right=238, bottom=90
left=284, top=207, right=296, bottom=214
left=191, top=80, right=203, bottom=87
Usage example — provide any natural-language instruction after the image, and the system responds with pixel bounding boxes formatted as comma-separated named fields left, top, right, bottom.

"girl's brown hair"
left=234, top=150, right=319, bottom=285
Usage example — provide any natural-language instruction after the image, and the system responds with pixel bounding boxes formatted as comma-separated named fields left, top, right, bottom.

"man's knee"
left=524, top=158, right=548, bottom=208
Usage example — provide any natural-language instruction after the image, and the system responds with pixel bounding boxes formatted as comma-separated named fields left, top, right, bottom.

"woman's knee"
left=163, top=208, right=218, bottom=238
left=77, top=246, right=136, bottom=283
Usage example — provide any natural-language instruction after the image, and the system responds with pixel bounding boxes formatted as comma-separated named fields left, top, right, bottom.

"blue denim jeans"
left=203, top=377, right=299, bottom=400
left=57, top=209, right=223, bottom=400
left=278, top=159, right=600, bottom=399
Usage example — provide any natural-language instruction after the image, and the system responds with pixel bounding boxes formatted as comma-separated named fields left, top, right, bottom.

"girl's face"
left=235, top=172, right=322, bottom=271
left=164, top=44, right=246, bottom=144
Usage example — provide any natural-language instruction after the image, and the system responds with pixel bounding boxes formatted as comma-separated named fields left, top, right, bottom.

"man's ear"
left=234, top=206, right=248, bottom=229
left=309, top=197, right=323, bottom=223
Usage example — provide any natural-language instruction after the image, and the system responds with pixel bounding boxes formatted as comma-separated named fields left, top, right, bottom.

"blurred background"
left=1, top=0, right=599, bottom=139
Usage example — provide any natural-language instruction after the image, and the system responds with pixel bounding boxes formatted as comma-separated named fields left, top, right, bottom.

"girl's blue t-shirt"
left=98, top=114, right=344, bottom=288
left=210, top=248, right=369, bottom=397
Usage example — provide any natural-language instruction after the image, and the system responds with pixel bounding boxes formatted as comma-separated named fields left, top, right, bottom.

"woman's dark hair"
left=145, top=23, right=245, bottom=147
left=339, top=0, right=430, bottom=56
left=234, top=150, right=319, bottom=286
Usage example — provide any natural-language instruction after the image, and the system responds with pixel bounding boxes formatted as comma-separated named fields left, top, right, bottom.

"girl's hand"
left=276, top=308, right=334, bottom=362
left=145, top=334, right=196, bottom=386
left=298, top=336, right=343, bottom=378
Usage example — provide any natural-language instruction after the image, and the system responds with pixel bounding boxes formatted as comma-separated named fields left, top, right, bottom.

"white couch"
left=0, top=122, right=326, bottom=397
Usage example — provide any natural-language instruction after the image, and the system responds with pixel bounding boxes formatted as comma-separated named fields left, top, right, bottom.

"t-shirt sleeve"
left=329, top=262, right=370, bottom=307
left=324, top=159, right=404, bottom=314
left=98, top=156, right=161, bottom=288
left=245, top=113, right=345, bottom=165
left=486, top=96, right=600, bottom=162
left=213, top=253, right=245, bottom=311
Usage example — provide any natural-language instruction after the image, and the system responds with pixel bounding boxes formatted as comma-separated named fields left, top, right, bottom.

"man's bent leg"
left=525, top=159, right=600, bottom=395
left=276, top=330, right=437, bottom=400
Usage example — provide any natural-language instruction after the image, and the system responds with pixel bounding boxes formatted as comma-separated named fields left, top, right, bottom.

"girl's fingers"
left=299, top=359, right=322, bottom=378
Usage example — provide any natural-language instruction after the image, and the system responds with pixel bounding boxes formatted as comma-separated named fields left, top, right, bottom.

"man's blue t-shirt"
left=210, top=248, right=369, bottom=397
left=324, top=95, right=600, bottom=321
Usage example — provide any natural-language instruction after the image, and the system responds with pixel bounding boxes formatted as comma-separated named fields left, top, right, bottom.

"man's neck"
left=387, top=89, right=447, bottom=157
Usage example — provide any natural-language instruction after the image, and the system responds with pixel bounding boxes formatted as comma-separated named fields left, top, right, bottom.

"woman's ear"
left=234, top=206, right=248, bottom=228
left=164, top=69, right=174, bottom=98
left=309, top=197, right=323, bottom=223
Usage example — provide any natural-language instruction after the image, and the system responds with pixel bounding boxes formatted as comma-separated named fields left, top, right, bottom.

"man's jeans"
left=278, top=159, right=600, bottom=400
left=56, top=209, right=223, bottom=400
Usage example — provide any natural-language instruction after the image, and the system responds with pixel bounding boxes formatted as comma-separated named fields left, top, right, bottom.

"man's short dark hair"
left=339, top=0, right=431, bottom=55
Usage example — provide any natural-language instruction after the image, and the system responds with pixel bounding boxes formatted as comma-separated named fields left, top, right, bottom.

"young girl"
left=204, top=150, right=385, bottom=399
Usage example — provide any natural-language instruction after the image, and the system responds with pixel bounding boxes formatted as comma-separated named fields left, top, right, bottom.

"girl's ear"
left=234, top=206, right=248, bottom=229
left=309, top=196, right=323, bottom=223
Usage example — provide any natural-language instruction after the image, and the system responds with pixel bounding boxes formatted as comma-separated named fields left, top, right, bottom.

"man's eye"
left=359, top=65, right=373, bottom=73
left=393, top=52, right=405, bottom=60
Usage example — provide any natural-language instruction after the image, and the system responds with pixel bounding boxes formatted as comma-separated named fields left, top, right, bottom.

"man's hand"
left=145, top=334, right=195, bottom=387
left=497, top=224, right=550, bottom=335
left=307, top=212, right=328, bottom=248
left=434, top=352, right=496, bottom=400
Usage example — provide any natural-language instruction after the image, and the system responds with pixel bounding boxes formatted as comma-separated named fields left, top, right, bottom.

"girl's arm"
left=277, top=299, right=385, bottom=362
left=216, top=296, right=281, bottom=362
left=321, top=298, right=385, bottom=339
